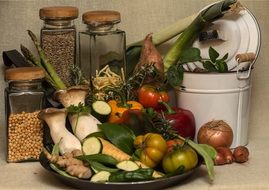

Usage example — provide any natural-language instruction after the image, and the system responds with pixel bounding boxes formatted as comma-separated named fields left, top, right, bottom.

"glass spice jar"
left=5, top=67, right=45, bottom=162
left=39, top=6, right=79, bottom=87
left=79, top=10, right=126, bottom=83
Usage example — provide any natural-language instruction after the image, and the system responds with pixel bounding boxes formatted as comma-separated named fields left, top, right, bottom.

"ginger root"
left=43, top=149, right=92, bottom=179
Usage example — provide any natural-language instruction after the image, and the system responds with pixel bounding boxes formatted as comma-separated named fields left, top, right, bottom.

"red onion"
left=197, top=120, right=233, bottom=148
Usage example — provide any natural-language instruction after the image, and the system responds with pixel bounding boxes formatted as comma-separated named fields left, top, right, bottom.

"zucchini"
left=91, top=101, right=111, bottom=122
left=90, top=161, right=119, bottom=173
left=84, top=131, right=106, bottom=139
left=116, top=160, right=139, bottom=171
left=90, top=171, right=111, bottom=182
left=82, top=136, right=102, bottom=155
left=76, top=154, right=118, bottom=166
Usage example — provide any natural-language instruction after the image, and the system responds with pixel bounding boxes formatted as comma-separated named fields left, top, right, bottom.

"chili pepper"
left=109, top=168, right=154, bottom=182
left=107, top=91, right=143, bottom=123
left=160, top=101, right=196, bottom=139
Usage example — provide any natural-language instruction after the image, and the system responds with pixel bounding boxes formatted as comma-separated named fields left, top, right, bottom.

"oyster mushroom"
left=38, top=108, right=81, bottom=154
left=54, top=85, right=100, bottom=141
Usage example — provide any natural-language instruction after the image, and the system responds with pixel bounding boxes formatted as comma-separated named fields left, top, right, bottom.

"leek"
left=164, top=0, right=240, bottom=71
left=126, top=0, right=241, bottom=74
left=126, top=14, right=197, bottom=75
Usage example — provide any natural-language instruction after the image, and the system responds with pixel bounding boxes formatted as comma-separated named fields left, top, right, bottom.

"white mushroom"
left=38, top=108, right=81, bottom=154
left=54, top=85, right=100, bottom=141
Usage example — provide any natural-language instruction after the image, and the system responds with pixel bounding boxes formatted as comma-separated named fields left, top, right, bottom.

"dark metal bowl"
left=39, top=152, right=198, bottom=190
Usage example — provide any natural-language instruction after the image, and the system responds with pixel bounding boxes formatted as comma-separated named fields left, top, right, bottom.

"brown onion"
left=197, top=120, right=233, bottom=148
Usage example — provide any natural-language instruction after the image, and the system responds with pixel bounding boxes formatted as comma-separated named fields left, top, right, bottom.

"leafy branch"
left=166, top=46, right=229, bottom=88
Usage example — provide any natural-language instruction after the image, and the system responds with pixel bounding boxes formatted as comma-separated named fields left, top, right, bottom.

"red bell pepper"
left=160, top=102, right=196, bottom=140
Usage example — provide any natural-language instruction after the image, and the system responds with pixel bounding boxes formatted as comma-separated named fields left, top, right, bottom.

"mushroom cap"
left=38, top=108, right=67, bottom=121
left=54, top=85, right=89, bottom=108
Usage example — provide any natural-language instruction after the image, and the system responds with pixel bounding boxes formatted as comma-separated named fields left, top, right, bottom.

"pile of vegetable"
left=16, top=0, right=250, bottom=185
left=197, top=120, right=249, bottom=165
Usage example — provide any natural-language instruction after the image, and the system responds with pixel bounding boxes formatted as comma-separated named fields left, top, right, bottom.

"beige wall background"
left=0, top=0, right=268, bottom=144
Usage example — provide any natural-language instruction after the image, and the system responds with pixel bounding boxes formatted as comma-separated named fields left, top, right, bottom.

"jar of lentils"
left=5, top=67, right=45, bottom=162
left=39, top=6, right=78, bottom=87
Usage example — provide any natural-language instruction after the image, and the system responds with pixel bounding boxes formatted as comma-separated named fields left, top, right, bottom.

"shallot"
left=233, top=146, right=249, bottom=163
left=216, top=147, right=234, bottom=164
left=135, top=33, right=164, bottom=75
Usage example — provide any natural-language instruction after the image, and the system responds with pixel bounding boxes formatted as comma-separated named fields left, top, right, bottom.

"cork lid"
left=5, top=67, right=45, bottom=81
left=82, top=10, right=121, bottom=25
left=39, top=6, right=79, bottom=20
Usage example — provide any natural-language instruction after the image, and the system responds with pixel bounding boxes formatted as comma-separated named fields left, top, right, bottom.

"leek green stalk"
left=126, top=14, right=196, bottom=75
left=164, top=0, right=238, bottom=71
left=126, top=0, right=239, bottom=74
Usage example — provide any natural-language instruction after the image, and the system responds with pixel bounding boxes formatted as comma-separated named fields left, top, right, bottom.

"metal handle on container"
left=236, top=52, right=256, bottom=145
left=236, top=52, right=256, bottom=80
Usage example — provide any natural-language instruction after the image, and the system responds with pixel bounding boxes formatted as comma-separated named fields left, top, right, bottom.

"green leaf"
left=166, top=63, right=184, bottom=87
left=179, top=47, right=202, bottom=63
left=98, top=123, right=136, bottom=155
left=51, top=141, right=60, bottom=156
left=220, top=53, right=229, bottom=61
left=203, top=61, right=217, bottom=72
left=67, top=102, right=90, bottom=115
left=50, top=163, right=77, bottom=179
left=89, top=161, right=119, bottom=173
left=198, top=144, right=217, bottom=160
left=131, top=149, right=142, bottom=161
left=216, top=60, right=228, bottom=72
left=209, top=46, right=219, bottom=62
left=187, top=140, right=215, bottom=181
left=76, top=154, right=118, bottom=166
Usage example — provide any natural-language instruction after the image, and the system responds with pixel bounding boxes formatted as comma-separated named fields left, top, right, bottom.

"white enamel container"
left=177, top=8, right=260, bottom=148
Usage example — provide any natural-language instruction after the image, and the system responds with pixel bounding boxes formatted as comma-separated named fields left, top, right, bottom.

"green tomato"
left=162, top=145, right=198, bottom=174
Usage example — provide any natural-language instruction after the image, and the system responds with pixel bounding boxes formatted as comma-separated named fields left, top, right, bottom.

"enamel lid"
left=186, top=8, right=261, bottom=71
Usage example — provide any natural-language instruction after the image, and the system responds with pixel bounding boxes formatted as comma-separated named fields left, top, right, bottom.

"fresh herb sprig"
left=67, top=102, right=90, bottom=115
left=66, top=103, right=90, bottom=134
left=70, top=64, right=89, bottom=86
left=203, top=47, right=229, bottom=72
left=166, top=46, right=229, bottom=88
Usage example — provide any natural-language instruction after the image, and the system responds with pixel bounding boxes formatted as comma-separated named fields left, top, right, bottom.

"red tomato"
left=138, top=85, right=169, bottom=108
left=166, top=139, right=184, bottom=152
